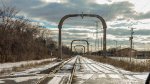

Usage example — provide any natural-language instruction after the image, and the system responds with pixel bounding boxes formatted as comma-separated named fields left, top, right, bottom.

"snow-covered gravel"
left=0, top=75, right=43, bottom=83
left=0, top=55, right=149, bottom=84
left=73, top=56, right=149, bottom=84
left=47, top=56, right=78, bottom=84
left=11, top=62, right=61, bottom=76
left=0, top=58, right=56, bottom=72
left=0, top=58, right=59, bottom=84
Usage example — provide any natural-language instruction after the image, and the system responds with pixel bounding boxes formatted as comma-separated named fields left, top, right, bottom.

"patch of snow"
left=11, top=62, right=61, bottom=76
left=13, top=75, right=42, bottom=82
left=0, top=58, right=56, bottom=72
left=0, top=75, right=43, bottom=83
left=125, top=75, right=137, bottom=80
left=74, top=55, right=149, bottom=84
left=108, top=74, right=121, bottom=79
left=0, top=80, right=5, bottom=83
left=134, top=74, right=149, bottom=80
left=98, top=74, right=106, bottom=78
left=77, top=74, right=93, bottom=80
left=47, top=75, right=64, bottom=84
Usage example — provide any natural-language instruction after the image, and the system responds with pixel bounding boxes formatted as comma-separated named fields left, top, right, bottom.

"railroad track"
left=86, top=57, right=145, bottom=80
left=81, top=57, right=101, bottom=73
left=81, top=57, right=144, bottom=81
left=35, top=56, right=79, bottom=84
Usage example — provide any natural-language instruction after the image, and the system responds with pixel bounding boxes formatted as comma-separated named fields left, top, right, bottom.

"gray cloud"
left=2, top=0, right=150, bottom=24
left=110, top=23, right=136, bottom=27
left=0, top=0, right=142, bottom=23
left=135, top=12, right=150, bottom=20
left=134, top=30, right=150, bottom=35
left=62, top=29, right=92, bottom=34
left=107, top=28, right=130, bottom=36
left=1, top=0, right=150, bottom=50
left=107, top=28, right=150, bottom=36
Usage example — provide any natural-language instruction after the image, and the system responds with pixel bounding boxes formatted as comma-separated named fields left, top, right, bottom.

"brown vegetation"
left=0, top=6, right=71, bottom=63
left=0, top=6, right=49, bottom=62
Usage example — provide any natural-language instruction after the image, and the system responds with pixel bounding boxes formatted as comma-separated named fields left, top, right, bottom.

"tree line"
left=0, top=6, right=71, bottom=63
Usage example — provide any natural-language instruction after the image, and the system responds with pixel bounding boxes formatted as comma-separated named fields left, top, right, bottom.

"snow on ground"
left=0, top=58, right=56, bottom=72
left=59, top=56, right=77, bottom=73
left=0, top=58, right=61, bottom=84
left=47, top=74, right=69, bottom=84
left=73, top=56, right=149, bottom=84
left=0, top=56, right=78, bottom=84
left=11, top=62, right=61, bottom=76
left=0, top=75, right=44, bottom=84
left=0, top=55, right=149, bottom=84
left=0, top=80, right=5, bottom=83
left=47, top=56, right=78, bottom=84
left=47, top=75, right=63, bottom=84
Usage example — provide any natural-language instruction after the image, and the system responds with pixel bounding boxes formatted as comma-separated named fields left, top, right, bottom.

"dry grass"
left=85, top=55, right=150, bottom=72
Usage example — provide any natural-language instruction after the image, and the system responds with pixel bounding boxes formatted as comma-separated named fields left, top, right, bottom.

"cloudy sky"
left=1, top=0, right=150, bottom=51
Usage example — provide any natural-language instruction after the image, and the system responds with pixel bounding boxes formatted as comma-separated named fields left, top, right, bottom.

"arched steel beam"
left=58, top=14, right=107, bottom=59
left=71, top=40, right=89, bottom=55
left=74, top=45, right=86, bottom=54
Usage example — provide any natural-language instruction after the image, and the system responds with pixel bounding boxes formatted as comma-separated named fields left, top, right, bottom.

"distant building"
left=137, top=51, right=150, bottom=59
left=115, top=48, right=137, bottom=57
left=115, top=48, right=150, bottom=58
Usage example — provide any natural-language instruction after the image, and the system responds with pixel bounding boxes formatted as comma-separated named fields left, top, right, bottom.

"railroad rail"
left=67, top=56, right=78, bottom=84
left=35, top=56, right=79, bottom=84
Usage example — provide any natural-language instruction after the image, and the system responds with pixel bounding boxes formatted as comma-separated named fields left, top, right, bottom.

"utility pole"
left=129, top=28, right=134, bottom=62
